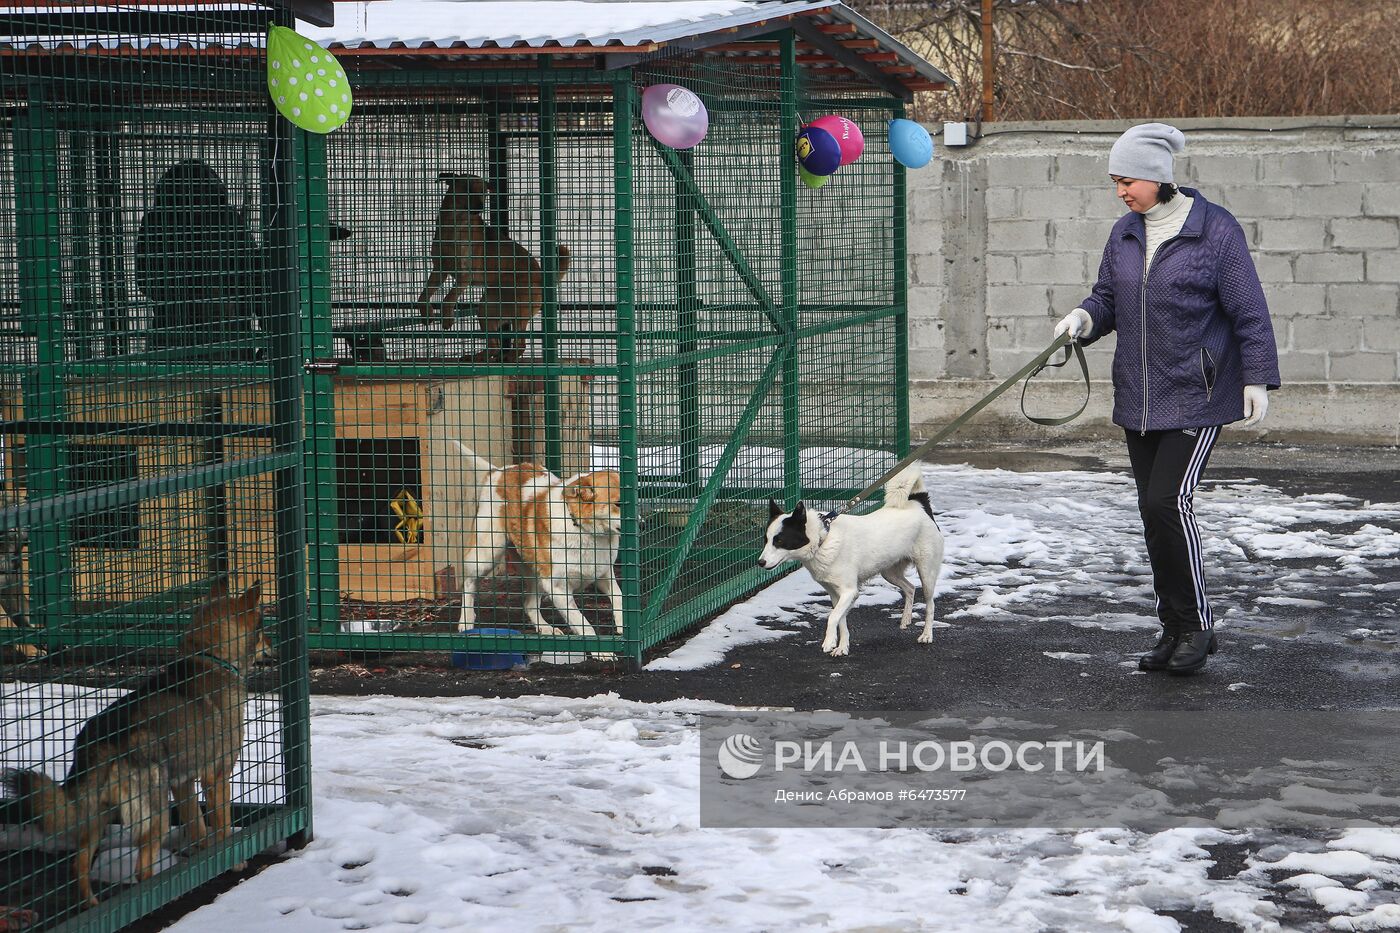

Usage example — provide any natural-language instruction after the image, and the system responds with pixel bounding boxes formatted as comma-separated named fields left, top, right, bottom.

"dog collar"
left=191, top=652, right=241, bottom=676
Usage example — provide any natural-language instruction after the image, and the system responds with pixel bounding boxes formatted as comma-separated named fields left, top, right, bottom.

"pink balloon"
left=641, top=84, right=709, bottom=150
left=809, top=115, right=864, bottom=166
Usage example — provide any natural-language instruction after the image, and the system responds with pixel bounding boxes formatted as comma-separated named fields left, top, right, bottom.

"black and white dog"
left=759, top=465, right=944, bottom=657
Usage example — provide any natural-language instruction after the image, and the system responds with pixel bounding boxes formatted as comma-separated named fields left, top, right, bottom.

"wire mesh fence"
left=0, top=5, right=311, bottom=930
left=0, top=9, right=911, bottom=924
left=309, top=36, right=907, bottom=663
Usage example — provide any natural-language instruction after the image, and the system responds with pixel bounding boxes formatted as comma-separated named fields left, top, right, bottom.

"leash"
left=821, top=333, right=1090, bottom=527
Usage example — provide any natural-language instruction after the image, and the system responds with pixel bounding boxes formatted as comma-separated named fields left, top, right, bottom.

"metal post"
left=676, top=148, right=699, bottom=492
left=779, top=31, right=800, bottom=507
left=66, top=133, right=93, bottom=361
left=202, top=393, right=229, bottom=578
left=93, top=128, right=129, bottom=358
left=265, top=21, right=313, bottom=845
left=488, top=106, right=509, bottom=232
left=299, top=131, right=340, bottom=634
left=538, top=74, right=564, bottom=476
left=893, top=100, right=911, bottom=459
left=612, top=73, right=642, bottom=666
left=14, top=91, right=73, bottom=633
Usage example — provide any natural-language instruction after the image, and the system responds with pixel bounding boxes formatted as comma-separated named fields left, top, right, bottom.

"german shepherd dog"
left=5, top=580, right=270, bottom=907
left=415, top=172, right=570, bottom=362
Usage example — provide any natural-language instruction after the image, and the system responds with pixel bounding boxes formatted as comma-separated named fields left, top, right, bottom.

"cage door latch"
left=303, top=358, right=342, bottom=375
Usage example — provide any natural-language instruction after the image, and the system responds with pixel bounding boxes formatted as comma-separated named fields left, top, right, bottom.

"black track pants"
left=1124, top=426, right=1222, bottom=634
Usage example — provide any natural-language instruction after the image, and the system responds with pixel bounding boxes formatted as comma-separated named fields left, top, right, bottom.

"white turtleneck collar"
left=1140, top=190, right=1193, bottom=274
left=1144, top=191, right=1191, bottom=224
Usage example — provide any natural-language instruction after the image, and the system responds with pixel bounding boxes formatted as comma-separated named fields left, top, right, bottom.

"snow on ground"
left=153, top=463, right=1400, bottom=932
left=151, top=691, right=1399, bottom=933
left=647, top=464, right=1400, bottom=670
left=157, top=694, right=1245, bottom=932
left=7, top=462, right=1398, bottom=931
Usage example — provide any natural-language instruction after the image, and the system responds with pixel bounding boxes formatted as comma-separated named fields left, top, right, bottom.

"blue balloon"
left=795, top=126, right=841, bottom=176
left=888, top=118, right=933, bottom=169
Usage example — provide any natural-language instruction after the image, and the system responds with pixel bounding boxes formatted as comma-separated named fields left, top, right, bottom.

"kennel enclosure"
left=0, top=1, right=950, bottom=927
left=0, top=3, right=331, bottom=930
left=298, top=0, right=952, bottom=661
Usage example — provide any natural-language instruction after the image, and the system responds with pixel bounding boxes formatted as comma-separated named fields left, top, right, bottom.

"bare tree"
left=851, top=0, right=1400, bottom=123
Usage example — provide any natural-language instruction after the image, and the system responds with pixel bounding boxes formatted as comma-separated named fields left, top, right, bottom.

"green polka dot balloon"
left=267, top=25, right=353, bottom=134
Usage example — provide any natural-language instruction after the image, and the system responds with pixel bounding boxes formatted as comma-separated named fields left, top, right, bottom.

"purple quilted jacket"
left=1078, top=187, right=1281, bottom=432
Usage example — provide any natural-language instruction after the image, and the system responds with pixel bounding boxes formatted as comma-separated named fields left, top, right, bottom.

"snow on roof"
left=303, top=0, right=831, bottom=50
left=302, top=0, right=952, bottom=91
left=0, top=0, right=951, bottom=92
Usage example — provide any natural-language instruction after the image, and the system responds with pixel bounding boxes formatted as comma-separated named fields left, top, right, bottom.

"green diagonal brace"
left=640, top=346, right=788, bottom=628
left=648, top=138, right=788, bottom=335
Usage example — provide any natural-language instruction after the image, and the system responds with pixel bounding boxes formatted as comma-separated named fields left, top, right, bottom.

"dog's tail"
left=5, top=768, right=83, bottom=838
left=881, top=463, right=927, bottom=509
left=449, top=440, right=497, bottom=476
left=555, top=245, right=571, bottom=278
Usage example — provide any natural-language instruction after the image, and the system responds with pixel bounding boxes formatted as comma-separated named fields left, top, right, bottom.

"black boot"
left=1138, top=630, right=1181, bottom=671
left=1167, top=630, right=1217, bottom=675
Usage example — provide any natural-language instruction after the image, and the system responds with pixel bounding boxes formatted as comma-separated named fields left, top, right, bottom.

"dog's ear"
left=241, top=581, right=263, bottom=610
left=209, top=576, right=230, bottom=600
left=769, top=498, right=783, bottom=521
left=792, top=502, right=806, bottom=521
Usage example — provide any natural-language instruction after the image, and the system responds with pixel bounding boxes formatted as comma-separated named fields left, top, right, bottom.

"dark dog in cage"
left=135, top=160, right=263, bottom=353
left=135, top=159, right=351, bottom=355
left=416, top=172, right=570, bottom=362
left=0, top=527, right=41, bottom=661
left=4, top=579, right=271, bottom=907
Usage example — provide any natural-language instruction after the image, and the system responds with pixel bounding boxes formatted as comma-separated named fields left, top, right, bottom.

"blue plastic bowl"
left=452, top=627, right=527, bottom=670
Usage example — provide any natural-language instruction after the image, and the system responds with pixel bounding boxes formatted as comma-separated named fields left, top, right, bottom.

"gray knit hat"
left=1108, top=123, right=1186, bottom=183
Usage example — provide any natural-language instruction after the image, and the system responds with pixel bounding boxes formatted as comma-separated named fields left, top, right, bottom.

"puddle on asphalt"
left=1234, top=618, right=1400, bottom=654
left=920, top=450, right=1107, bottom=473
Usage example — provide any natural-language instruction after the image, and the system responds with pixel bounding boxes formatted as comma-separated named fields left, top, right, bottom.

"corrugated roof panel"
left=0, top=0, right=952, bottom=92
left=301, top=0, right=830, bottom=50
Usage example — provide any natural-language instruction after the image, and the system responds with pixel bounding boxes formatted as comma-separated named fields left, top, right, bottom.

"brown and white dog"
left=451, top=442, right=621, bottom=637
left=416, top=172, right=570, bottom=363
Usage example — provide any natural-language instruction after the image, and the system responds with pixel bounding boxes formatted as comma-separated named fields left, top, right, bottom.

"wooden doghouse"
left=0, top=367, right=592, bottom=608
left=329, top=366, right=594, bottom=603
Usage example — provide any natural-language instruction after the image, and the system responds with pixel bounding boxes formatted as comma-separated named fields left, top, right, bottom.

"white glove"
left=1242, top=385, right=1269, bottom=427
left=1053, top=308, right=1093, bottom=340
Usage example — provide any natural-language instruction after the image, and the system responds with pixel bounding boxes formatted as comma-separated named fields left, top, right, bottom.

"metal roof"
left=305, top=0, right=951, bottom=95
left=0, top=0, right=952, bottom=96
left=308, top=0, right=823, bottom=50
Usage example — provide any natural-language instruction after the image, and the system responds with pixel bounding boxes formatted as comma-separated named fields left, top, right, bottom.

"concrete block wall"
left=907, top=116, right=1400, bottom=445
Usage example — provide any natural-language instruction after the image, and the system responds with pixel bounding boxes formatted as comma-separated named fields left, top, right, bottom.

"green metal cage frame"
left=295, top=32, right=912, bottom=664
left=0, top=14, right=910, bottom=927
left=0, top=7, right=314, bottom=930
left=1, top=32, right=910, bottom=671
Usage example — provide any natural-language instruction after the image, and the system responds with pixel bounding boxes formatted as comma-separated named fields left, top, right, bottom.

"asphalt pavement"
left=310, top=440, right=1400, bottom=712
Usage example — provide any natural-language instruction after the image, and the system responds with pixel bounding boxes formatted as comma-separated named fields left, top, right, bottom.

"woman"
left=1053, top=123, right=1280, bottom=676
